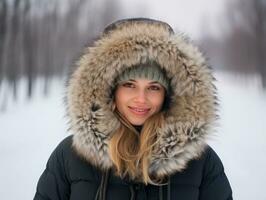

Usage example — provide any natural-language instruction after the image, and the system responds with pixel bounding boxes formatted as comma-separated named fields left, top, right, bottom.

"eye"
left=148, top=85, right=161, bottom=91
left=122, top=82, right=135, bottom=88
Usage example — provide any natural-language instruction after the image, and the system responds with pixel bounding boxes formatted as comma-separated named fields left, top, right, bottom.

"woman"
left=34, top=18, right=233, bottom=200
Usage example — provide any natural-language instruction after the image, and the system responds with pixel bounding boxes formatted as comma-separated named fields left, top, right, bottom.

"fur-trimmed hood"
left=66, top=18, right=217, bottom=180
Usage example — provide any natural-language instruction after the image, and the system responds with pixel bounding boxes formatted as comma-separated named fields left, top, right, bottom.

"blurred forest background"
left=1, top=1, right=266, bottom=199
left=0, top=0, right=265, bottom=111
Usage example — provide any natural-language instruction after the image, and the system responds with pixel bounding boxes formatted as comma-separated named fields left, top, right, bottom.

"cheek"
left=151, top=93, right=165, bottom=110
left=114, top=89, right=128, bottom=109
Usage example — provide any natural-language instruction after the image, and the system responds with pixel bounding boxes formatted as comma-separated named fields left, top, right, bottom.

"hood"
left=66, top=18, right=217, bottom=180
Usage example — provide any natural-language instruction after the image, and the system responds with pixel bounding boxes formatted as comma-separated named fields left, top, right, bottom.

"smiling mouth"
left=128, top=106, right=150, bottom=115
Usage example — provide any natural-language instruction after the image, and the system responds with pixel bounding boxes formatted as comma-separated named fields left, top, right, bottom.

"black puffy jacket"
left=34, top=18, right=233, bottom=200
left=34, top=136, right=232, bottom=200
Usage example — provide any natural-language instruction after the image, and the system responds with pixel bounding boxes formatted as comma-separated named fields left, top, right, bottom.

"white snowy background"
left=1, top=0, right=266, bottom=199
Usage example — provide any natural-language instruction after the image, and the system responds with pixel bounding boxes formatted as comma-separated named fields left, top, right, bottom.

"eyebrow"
left=128, top=79, right=136, bottom=82
left=127, top=79, right=161, bottom=85
left=149, top=81, right=160, bottom=84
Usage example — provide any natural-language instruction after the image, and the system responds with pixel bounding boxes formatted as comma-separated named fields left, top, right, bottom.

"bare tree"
left=22, top=0, right=37, bottom=98
left=0, top=0, right=8, bottom=81
left=200, top=0, right=266, bottom=88
left=226, top=0, right=266, bottom=73
left=0, top=0, right=126, bottom=110
left=254, top=0, right=266, bottom=87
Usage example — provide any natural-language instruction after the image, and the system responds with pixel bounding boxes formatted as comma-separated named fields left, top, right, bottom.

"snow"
left=0, top=77, right=69, bottom=200
left=0, top=73, right=265, bottom=200
left=210, top=72, right=266, bottom=200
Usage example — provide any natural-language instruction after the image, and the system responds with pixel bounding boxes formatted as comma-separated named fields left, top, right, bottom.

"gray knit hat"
left=116, top=62, right=170, bottom=92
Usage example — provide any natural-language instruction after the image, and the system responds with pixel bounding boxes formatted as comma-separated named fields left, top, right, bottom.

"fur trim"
left=66, top=20, right=217, bottom=179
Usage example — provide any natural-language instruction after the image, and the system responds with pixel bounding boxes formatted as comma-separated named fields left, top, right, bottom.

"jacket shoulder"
left=44, top=135, right=73, bottom=182
left=203, top=146, right=224, bottom=172
left=54, top=135, right=102, bottom=182
left=53, top=135, right=73, bottom=156
left=34, top=136, right=73, bottom=200
left=199, top=145, right=233, bottom=199
left=34, top=135, right=101, bottom=200
left=41, top=135, right=100, bottom=184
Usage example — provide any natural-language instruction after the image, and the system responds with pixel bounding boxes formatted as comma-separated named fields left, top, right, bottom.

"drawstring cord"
left=159, top=185, right=163, bottom=200
left=159, top=177, right=171, bottom=200
left=167, top=178, right=171, bottom=200
left=95, top=170, right=137, bottom=200
left=95, top=171, right=171, bottom=200
left=95, top=169, right=110, bottom=200
left=129, top=185, right=136, bottom=200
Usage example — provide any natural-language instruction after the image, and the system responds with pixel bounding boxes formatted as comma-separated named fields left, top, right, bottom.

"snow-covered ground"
left=0, top=72, right=265, bottom=200
left=211, top=72, right=266, bottom=200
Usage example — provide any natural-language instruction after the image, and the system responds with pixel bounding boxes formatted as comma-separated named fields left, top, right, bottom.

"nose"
left=134, top=89, right=147, bottom=104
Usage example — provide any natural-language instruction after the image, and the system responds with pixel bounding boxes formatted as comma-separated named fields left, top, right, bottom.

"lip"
left=128, top=106, right=150, bottom=116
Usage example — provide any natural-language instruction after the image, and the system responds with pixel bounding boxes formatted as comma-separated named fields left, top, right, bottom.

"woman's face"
left=115, top=79, right=165, bottom=126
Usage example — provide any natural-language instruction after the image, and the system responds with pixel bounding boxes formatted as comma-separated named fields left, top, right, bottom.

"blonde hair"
left=108, top=109, right=165, bottom=184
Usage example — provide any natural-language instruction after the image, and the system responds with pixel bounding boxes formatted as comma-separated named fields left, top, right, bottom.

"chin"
left=130, top=121, right=144, bottom=126
left=129, top=119, right=146, bottom=126
left=127, top=114, right=153, bottom=126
